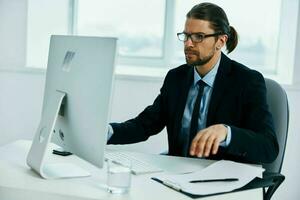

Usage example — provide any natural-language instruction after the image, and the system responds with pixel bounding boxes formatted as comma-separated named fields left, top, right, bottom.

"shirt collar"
left=193, top=55, right=221, bottom=88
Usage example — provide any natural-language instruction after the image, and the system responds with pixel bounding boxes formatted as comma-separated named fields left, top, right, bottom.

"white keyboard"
left=105, top=150, right=163, bottom=175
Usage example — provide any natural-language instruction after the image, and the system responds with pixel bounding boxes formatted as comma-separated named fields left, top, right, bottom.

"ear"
left=216, top=34, right=228, bottom=49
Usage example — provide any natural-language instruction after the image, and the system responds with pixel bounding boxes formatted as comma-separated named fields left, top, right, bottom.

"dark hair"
left=186, top=2, right=238, bottom=53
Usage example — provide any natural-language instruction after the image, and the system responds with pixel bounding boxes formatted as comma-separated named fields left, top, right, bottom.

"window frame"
left=268, top=0, right=299, bottom=84
left=71, top=0, right=173, bottom=68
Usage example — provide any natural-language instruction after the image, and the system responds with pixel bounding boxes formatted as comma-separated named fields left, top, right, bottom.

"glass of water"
left=107, top=159, right=132, bottom=194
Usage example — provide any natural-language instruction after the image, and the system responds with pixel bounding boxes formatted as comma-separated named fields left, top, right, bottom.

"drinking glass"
left=107, top=160, right=131, bottom=194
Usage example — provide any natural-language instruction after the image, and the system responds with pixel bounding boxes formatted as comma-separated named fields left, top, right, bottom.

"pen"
left=163, top=180, right=181, bottom=191
left=189, top=178, right=239, bottom=183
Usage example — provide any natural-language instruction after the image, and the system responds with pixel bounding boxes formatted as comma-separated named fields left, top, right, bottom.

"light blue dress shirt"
left=179, top=56, right=231, bottom=156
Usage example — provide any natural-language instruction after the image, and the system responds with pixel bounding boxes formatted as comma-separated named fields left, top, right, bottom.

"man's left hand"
left=189, top=124, right=227, bottom=157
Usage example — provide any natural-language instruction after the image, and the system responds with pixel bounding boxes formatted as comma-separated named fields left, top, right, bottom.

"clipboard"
left=151, top=176, right=278, bottom=199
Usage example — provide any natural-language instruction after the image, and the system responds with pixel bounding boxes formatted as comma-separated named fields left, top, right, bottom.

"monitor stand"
left=26, top=91, right=90, bottom=179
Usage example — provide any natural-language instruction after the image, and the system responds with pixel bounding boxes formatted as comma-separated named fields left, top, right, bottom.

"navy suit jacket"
left=108, top=53, right=279, bottom=164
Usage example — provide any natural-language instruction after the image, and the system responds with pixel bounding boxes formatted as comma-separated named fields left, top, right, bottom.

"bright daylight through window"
left=26, top=0, right=298, bottom=83
left=77, top=0, right=165, bottom=58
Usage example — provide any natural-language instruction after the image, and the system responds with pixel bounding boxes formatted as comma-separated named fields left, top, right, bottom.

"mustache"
left=184, top=48, right=198, bottom=55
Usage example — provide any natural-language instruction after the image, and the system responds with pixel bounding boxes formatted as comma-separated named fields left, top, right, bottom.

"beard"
left=184, top=48, right=215, bottom=66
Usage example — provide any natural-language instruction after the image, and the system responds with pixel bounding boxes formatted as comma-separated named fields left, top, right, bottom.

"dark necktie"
left=188, top=80, right=206, bottom=149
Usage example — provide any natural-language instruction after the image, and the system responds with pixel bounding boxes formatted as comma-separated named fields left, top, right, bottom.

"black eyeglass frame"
left=177, top=32, right=223, bottom=43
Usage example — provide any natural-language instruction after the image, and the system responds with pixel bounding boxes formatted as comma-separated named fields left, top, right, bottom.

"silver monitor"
left=27, top=35, right=117, bottom=179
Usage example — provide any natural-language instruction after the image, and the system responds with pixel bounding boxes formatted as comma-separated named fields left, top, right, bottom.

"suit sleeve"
left=225, top=71, right=279, bottom=164
left=107, top=74, right=168, bottom=145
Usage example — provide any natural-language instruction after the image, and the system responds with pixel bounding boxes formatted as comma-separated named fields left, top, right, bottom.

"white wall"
left=0, top=0, right=299, bottom=199
left=0, top=70, right=168, bottom=153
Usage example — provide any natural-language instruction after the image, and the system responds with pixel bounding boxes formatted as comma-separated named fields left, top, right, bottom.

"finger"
left=212, top=137, right=220, bottom=155
left=190, top=129, right=206, bottom=155
left=189, top=138, right=197, bottom=156
left=195, top=132, right=210, bottom=157
left=204, top=135, right=215, bottom=157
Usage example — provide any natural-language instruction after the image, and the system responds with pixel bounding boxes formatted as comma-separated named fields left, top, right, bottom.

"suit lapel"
left=173, top=66, right=194, bottom=148
left=206, top=53, right=232, bottom=126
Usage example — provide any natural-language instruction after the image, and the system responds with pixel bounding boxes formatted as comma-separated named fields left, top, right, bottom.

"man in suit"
left=108, top=2, right=279, bottom=164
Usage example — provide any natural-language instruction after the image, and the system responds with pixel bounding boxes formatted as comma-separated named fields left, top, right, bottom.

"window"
left=76, top=0, right=165, bottom=58
left=26, top=0, right=299, bottom=84
left=26, top=0, right=70, bottom=68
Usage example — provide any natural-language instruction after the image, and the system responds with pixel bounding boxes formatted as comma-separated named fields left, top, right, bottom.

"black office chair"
left=262, top=78, right=289, bottom=200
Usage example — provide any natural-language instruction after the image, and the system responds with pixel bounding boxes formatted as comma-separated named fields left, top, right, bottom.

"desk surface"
left=0, top=140, right=262, bottom=200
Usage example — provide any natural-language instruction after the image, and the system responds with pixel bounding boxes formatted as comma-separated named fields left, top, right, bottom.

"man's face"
left=183, top=18, right=219, bottom=66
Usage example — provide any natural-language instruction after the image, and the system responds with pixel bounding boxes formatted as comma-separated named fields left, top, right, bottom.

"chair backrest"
left=262, top=78, right=289, bottom=173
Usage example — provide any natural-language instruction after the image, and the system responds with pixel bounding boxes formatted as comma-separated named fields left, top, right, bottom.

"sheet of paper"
left=154, top=160, right=264, bottom=195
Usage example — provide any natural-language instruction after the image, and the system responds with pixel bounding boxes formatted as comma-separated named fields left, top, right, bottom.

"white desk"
left=0, top=140, right=262, bottom=200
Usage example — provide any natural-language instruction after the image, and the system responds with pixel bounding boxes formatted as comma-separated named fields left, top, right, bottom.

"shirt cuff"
left=107, top=124, right=114, bottom=141
left=219, top=125, right=232, bottom=147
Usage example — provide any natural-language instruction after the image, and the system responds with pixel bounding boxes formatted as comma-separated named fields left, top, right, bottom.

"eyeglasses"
left=177, top=32, right=222, bottom=43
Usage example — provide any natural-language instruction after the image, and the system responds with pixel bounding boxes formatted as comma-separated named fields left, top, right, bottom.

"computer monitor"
left=27, top=35, right=117, bottom=179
